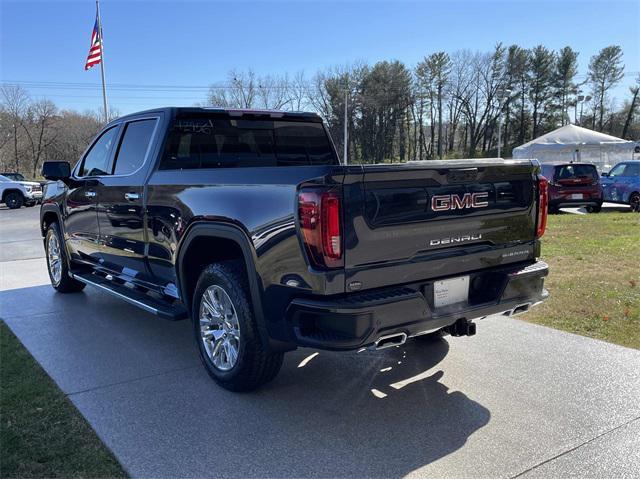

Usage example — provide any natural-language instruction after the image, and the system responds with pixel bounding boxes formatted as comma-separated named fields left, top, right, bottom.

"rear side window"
left=80, top=126, right=119, bottom=177
left=160, top=118, right=338, bottom=170
left=541, top=165, right=555, bottom=178
left=625, top=163, right=640, bottom=176
left=113, top=119, right=157, bottom=175
left=554, top=164, right=598, bottom=180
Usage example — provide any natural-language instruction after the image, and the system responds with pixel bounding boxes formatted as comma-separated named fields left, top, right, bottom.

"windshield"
left=0, top=175, right=10, bottom=182
left=1, top=173, right=24, bottom=181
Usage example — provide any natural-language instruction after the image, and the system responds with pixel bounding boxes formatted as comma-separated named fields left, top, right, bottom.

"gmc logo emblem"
left=431, top=192, right=489, bottom=211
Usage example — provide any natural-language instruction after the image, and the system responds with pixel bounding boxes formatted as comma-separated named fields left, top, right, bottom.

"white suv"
left=0, top=174, right=43, bottom=209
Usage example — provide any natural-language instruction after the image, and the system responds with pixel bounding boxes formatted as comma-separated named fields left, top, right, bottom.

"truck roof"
left=113, top=107, right=322, bottom=123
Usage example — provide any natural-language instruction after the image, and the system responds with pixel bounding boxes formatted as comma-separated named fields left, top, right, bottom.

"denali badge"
left=431, top=192, right=489, bottom=211
left=430, top=234, right=482, bottom=246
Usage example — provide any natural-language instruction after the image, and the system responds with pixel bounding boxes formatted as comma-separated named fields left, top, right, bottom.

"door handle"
left=124, top=192, right=140, bottom=201
left=85, top=191, right=96, bottom=198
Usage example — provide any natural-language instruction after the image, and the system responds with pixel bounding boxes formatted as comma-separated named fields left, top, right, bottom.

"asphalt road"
left=1, top=205, right=639, bottom=478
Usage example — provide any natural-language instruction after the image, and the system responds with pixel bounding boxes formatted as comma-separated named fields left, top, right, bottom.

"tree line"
left=207, top=44, right=639, bottom=163
left=0, top=86, right=104, bottom=176
left=1, top=43, right=638, bottom=176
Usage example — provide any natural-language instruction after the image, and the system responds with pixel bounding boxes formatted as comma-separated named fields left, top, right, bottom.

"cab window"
left=79, top=126, right=119, bottom=177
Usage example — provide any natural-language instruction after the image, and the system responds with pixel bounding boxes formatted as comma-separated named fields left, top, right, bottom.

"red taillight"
left=298, top=189, right=343, bottom=269
left=536, top=176, right=549, bottom=238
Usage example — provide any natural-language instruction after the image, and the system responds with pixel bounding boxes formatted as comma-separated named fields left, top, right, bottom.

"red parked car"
left=541, top=163, right=603, bottom=213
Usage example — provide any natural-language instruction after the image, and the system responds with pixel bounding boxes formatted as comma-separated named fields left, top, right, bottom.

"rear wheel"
left=193, top=260, right=283, bottom=392
left=630, top=193, right=640, bottom=212
left=587, top=204, right=601, bottom=213
left=4, top=192, right=24, bottom=209
left=45, top=223, right=85, bottom=293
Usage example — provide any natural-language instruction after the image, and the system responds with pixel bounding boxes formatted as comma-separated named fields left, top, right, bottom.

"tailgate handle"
left=448, top=168, right=478, bottom=183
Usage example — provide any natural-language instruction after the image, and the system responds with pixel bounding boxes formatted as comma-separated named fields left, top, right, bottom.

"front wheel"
left=193, top=261, right=283, bottom=392
left=4, top=192, right=24, bottom=209
left=630, top=193, right=640, bottom=212
left=45, top=223, right=85, bottom=293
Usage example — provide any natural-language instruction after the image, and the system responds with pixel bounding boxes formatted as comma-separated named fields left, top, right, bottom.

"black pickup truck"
left=41, top=107, right=549, bottom=391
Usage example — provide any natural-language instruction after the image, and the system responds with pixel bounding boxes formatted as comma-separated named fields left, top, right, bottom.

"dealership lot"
left=1, top=206, right=639, bottom=478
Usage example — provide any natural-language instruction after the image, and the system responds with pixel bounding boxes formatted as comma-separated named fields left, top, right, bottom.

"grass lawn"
left=523, top=211, right=640, bottom=350
left=0, top=321, right=127, bottom=478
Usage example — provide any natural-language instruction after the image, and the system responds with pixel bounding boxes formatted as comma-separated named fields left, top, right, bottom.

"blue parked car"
left=600, top=161, right=640, bottom=212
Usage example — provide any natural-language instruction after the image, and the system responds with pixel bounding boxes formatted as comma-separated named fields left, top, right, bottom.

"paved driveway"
left=1, top=206, right=639, bottom=478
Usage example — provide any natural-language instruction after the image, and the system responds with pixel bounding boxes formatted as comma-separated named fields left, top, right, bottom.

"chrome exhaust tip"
left=372, top=332, right=408, bottom=350
left=504, top=303, right=532, bottom=316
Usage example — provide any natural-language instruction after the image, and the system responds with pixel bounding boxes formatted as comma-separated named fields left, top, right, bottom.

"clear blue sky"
left=1, top=0, right=638, bottom=114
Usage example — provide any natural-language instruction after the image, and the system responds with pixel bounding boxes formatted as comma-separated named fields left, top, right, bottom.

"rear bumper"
left=550, top=199, right=602, bottom=208
left=286, top=260, right=549, bottom=351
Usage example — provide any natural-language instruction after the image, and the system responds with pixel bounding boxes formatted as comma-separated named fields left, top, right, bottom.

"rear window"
left=160, top=118, right=338, bottom=169
left=554, top=164, right=598, bottom=180
left=113, top=119, right=157, bottom=175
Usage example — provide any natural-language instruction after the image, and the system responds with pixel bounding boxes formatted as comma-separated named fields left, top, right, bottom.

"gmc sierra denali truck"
left=40, top=107, right=549, bottom=391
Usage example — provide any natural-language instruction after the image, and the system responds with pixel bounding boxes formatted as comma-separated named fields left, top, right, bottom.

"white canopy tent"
left=512, top=124, right=637, bottom=172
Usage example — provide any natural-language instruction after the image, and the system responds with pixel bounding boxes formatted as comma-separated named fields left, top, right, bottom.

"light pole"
left=497, top=88, right=511, bottom=158
left=576, top=94, right=592, bottom=125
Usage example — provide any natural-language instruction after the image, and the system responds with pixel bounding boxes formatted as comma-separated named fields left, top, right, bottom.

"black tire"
left=4, top=191, right=24, bottom=209
left=586, top=204, right=601, bottom=213
left=192, top=260, right=283, bottom=392
left=630, top=193, right=640, bottom=212
left=548, top=205, right=559, bottom=214
left=45, top=222, right=85, bottom=293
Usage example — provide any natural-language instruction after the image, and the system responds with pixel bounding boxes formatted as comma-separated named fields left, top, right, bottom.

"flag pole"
left=96, top=0, right=109, bottom=122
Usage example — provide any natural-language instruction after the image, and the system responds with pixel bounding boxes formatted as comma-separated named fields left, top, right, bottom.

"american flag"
left=84, top=16, right=102, bottom=70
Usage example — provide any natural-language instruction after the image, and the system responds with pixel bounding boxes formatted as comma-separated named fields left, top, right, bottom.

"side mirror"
left=42, top=161, right=71, bottom=181
left=601, top=172, right=609, bottom=177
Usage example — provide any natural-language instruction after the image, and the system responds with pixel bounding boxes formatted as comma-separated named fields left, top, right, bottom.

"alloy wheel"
left=199, top=285, right=241, bottom=371
left=47, top=232, right=62, bottom=284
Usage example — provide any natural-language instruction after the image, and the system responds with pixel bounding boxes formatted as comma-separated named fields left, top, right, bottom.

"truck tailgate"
left=342, top=159, right=539, bottom=291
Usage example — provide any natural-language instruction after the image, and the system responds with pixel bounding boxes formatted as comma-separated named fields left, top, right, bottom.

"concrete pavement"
left=1, top=206, right=639, bottom=478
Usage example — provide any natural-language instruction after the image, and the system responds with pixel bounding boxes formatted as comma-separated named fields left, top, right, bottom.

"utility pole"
left=497, top=114, right=503, bottom=159
left=96, top=0, right=109, bottom=122
left=343, top=89, right=348, bottom=165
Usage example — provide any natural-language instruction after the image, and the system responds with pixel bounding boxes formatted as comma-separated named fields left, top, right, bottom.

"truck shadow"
left=243, top=338, right=491, bottom=477
left=1, top=284, right=490, bottom=478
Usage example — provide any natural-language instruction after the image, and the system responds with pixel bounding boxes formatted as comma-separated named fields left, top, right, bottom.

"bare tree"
left=207, top=70, right=258, bottom=108
left=21, top=99, right=59, bottom=177
left=457, top=45, right=507, bottom=157
left=1, top=85, right=30, bottom=172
